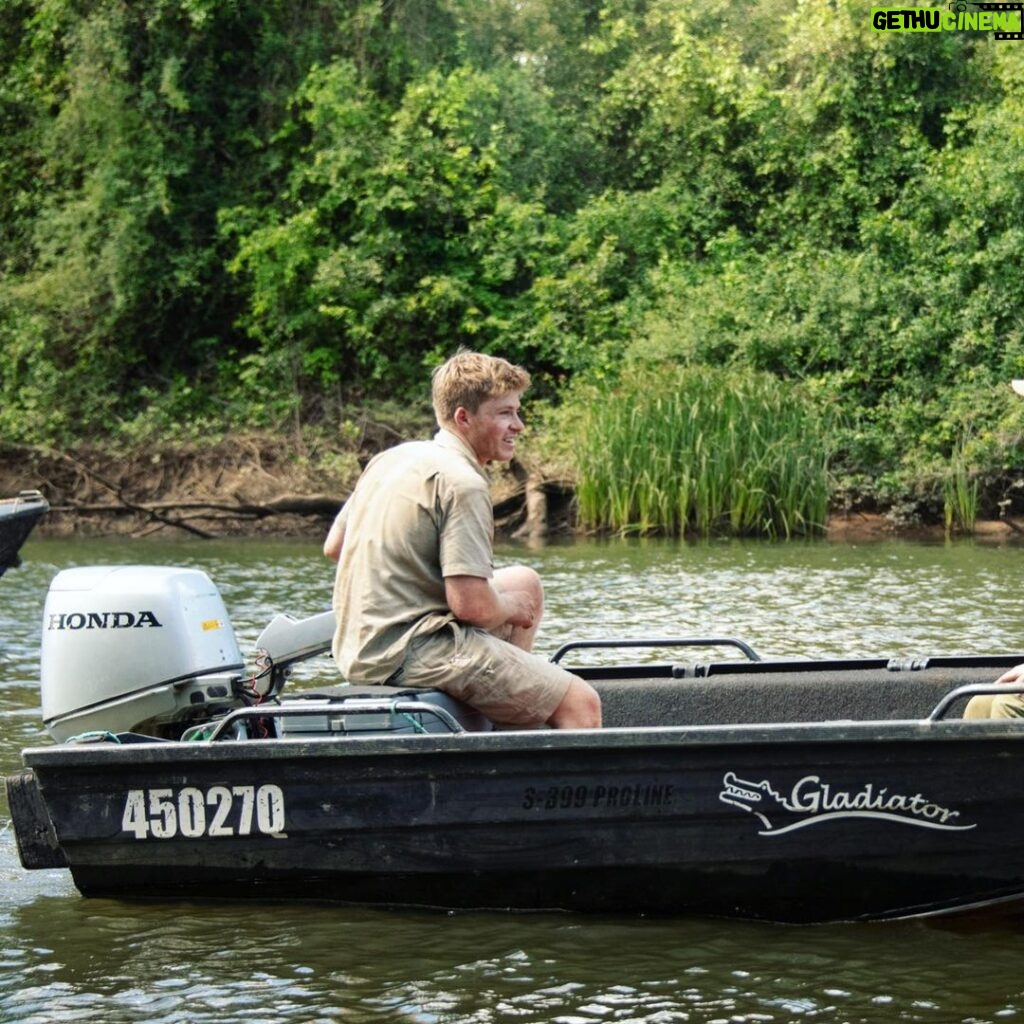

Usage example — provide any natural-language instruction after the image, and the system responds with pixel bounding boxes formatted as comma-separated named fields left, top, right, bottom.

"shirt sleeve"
left=437, top=476, right=495, bottom=579
left=333, top=502, right=349, bottom=532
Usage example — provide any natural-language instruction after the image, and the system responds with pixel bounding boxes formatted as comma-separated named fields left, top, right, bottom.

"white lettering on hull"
left=720, top=771, right=975, bottom=835
left=121, top=785, right=286, bottom=839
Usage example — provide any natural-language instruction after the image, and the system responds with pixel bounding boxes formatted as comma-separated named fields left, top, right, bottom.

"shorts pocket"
left=403, top=623, right=460, bottom=679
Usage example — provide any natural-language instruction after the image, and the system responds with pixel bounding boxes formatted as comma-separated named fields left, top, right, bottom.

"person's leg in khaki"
left=963, top=694, right=996, bottom=718
left=964, top=693, right=1024, bottom=718
left=964, top=663, right=1024, bottom=719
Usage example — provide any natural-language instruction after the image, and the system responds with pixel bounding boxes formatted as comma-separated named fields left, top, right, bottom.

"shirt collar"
left=434, top=428, right=488, bottom=478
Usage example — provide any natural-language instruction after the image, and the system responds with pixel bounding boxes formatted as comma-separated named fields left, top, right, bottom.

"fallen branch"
left=53, top=495, right=341, bottom=518
left=22, top=446, right=344, bottom=538
left=42, top=452, right=214, bottom=538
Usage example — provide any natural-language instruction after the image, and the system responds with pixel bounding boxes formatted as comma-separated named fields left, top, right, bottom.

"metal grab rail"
left=550, top=636, right=763, bottom=665
left=203, top=697, right=466, bottom=740
left=929, top=683, right=1024, bottom=722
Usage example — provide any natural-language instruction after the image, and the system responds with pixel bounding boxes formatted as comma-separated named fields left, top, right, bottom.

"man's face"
left=456, top=392, right=525, bottom=464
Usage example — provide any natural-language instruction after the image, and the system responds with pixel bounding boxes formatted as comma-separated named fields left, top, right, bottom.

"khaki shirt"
left=330, top=429, right=494, bottom=682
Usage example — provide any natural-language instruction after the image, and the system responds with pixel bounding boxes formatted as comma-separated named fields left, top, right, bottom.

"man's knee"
left=963, top=694, right=994, bottom=719
left=991, top=693, right=1024, bottom=719
left=494, top=564, right=543, bottom=602
left=547, top=677, right=602, bottom=729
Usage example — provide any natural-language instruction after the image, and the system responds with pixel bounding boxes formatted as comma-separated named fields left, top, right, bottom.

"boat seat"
left=278, top=684, right=493, bottom=736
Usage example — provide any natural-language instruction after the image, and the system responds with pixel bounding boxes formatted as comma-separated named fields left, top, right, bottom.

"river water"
left=3, top=534, right=1024, bottom=1023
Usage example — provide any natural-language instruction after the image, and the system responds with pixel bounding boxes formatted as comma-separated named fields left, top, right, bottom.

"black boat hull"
left=0, top=490, right=48, bottom=575
left=14, top=715, right=1024, bottom=922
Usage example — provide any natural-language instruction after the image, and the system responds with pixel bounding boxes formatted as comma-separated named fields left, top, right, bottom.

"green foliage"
left=624, top=37, right=1024, bottom=502
left=570, top=367, right=832, bottom=538
left=752, top=1, right=987, bottom=246
left=0, top=0, right=448, bottom=441
left=1, top=0, right=1024, bottom=523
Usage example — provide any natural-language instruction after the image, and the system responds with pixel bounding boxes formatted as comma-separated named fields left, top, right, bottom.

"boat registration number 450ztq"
left=121, top=785, right=286, bottom=840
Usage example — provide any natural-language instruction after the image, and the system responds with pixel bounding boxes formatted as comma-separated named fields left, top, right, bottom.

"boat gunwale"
left=0, top=489, right=49, bottom=515
left=18, top=714, right=1023, bottom=768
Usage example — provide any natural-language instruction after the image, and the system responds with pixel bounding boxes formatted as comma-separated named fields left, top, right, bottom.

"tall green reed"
left=571, top=366, right=832, bottom=538
left=943, top=441, right=979, bottom=535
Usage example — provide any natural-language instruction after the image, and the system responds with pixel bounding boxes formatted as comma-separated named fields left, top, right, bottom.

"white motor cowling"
left=41, top=566, right=246, bottom=742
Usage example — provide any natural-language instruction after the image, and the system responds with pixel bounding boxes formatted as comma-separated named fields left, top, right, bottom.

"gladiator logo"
left=720, top=771, right=976, bottom=835
left=47, top=611, right=163, bottom=630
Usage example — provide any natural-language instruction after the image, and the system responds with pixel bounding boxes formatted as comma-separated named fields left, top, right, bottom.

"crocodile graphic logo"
left=720, top=771, right=976, bottom=836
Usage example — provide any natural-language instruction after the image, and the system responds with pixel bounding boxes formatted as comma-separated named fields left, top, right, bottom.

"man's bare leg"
left=547, top=677, right=603, bottom=729
left=492, top=565, right=543, bottom=651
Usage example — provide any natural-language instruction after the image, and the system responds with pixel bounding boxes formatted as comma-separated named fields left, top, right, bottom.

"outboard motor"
left=41, top=566, right=247, bottom=742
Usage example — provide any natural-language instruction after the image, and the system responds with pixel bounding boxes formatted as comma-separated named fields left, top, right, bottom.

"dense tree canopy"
left=2, top=0, right=1024, bottom=510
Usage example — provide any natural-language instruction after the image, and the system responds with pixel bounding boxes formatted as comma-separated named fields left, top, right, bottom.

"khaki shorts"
left=963, top=691, right=1024, bottom=719
left=396, top=622, right=573, bottom=727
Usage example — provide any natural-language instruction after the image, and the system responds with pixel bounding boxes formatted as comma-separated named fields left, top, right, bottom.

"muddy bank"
left=0, top=438, right=572, bottom=543
left=0, top=439, right=344, bottom=540
left=4, top=438, right=1024, bottom=545
left=823, top=509, right=1024, bottom=543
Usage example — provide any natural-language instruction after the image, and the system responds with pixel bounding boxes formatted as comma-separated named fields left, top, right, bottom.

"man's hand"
left=996, top=664, right=1024, bottom=685
left=498, top=588, right=536, bottom=630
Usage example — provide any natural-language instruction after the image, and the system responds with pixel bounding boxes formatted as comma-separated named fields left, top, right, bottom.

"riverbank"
left=4, top=436, right=1024, bottom=545
left=0, top=436, right=550, bottom=542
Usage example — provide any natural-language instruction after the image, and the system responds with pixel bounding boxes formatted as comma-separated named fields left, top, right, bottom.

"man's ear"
left=452, top=406, right=470, bottom=427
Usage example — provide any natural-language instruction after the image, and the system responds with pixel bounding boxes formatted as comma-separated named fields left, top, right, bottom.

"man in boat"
left=323, top=350, right=602, bottom=729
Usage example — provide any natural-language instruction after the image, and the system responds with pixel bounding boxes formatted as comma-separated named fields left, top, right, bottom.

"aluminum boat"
left=8, top=564, right=1024, bottom=923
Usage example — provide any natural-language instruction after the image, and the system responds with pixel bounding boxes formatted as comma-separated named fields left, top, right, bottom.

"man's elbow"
left=445, top=581, right=497, bottom=627
left=446, top=593, right=488, bottom=626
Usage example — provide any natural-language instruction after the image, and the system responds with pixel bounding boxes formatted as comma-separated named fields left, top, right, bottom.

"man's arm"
left=323, top=508, right=346, bottom=562
left=445, top=575, right=535, bottom=631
